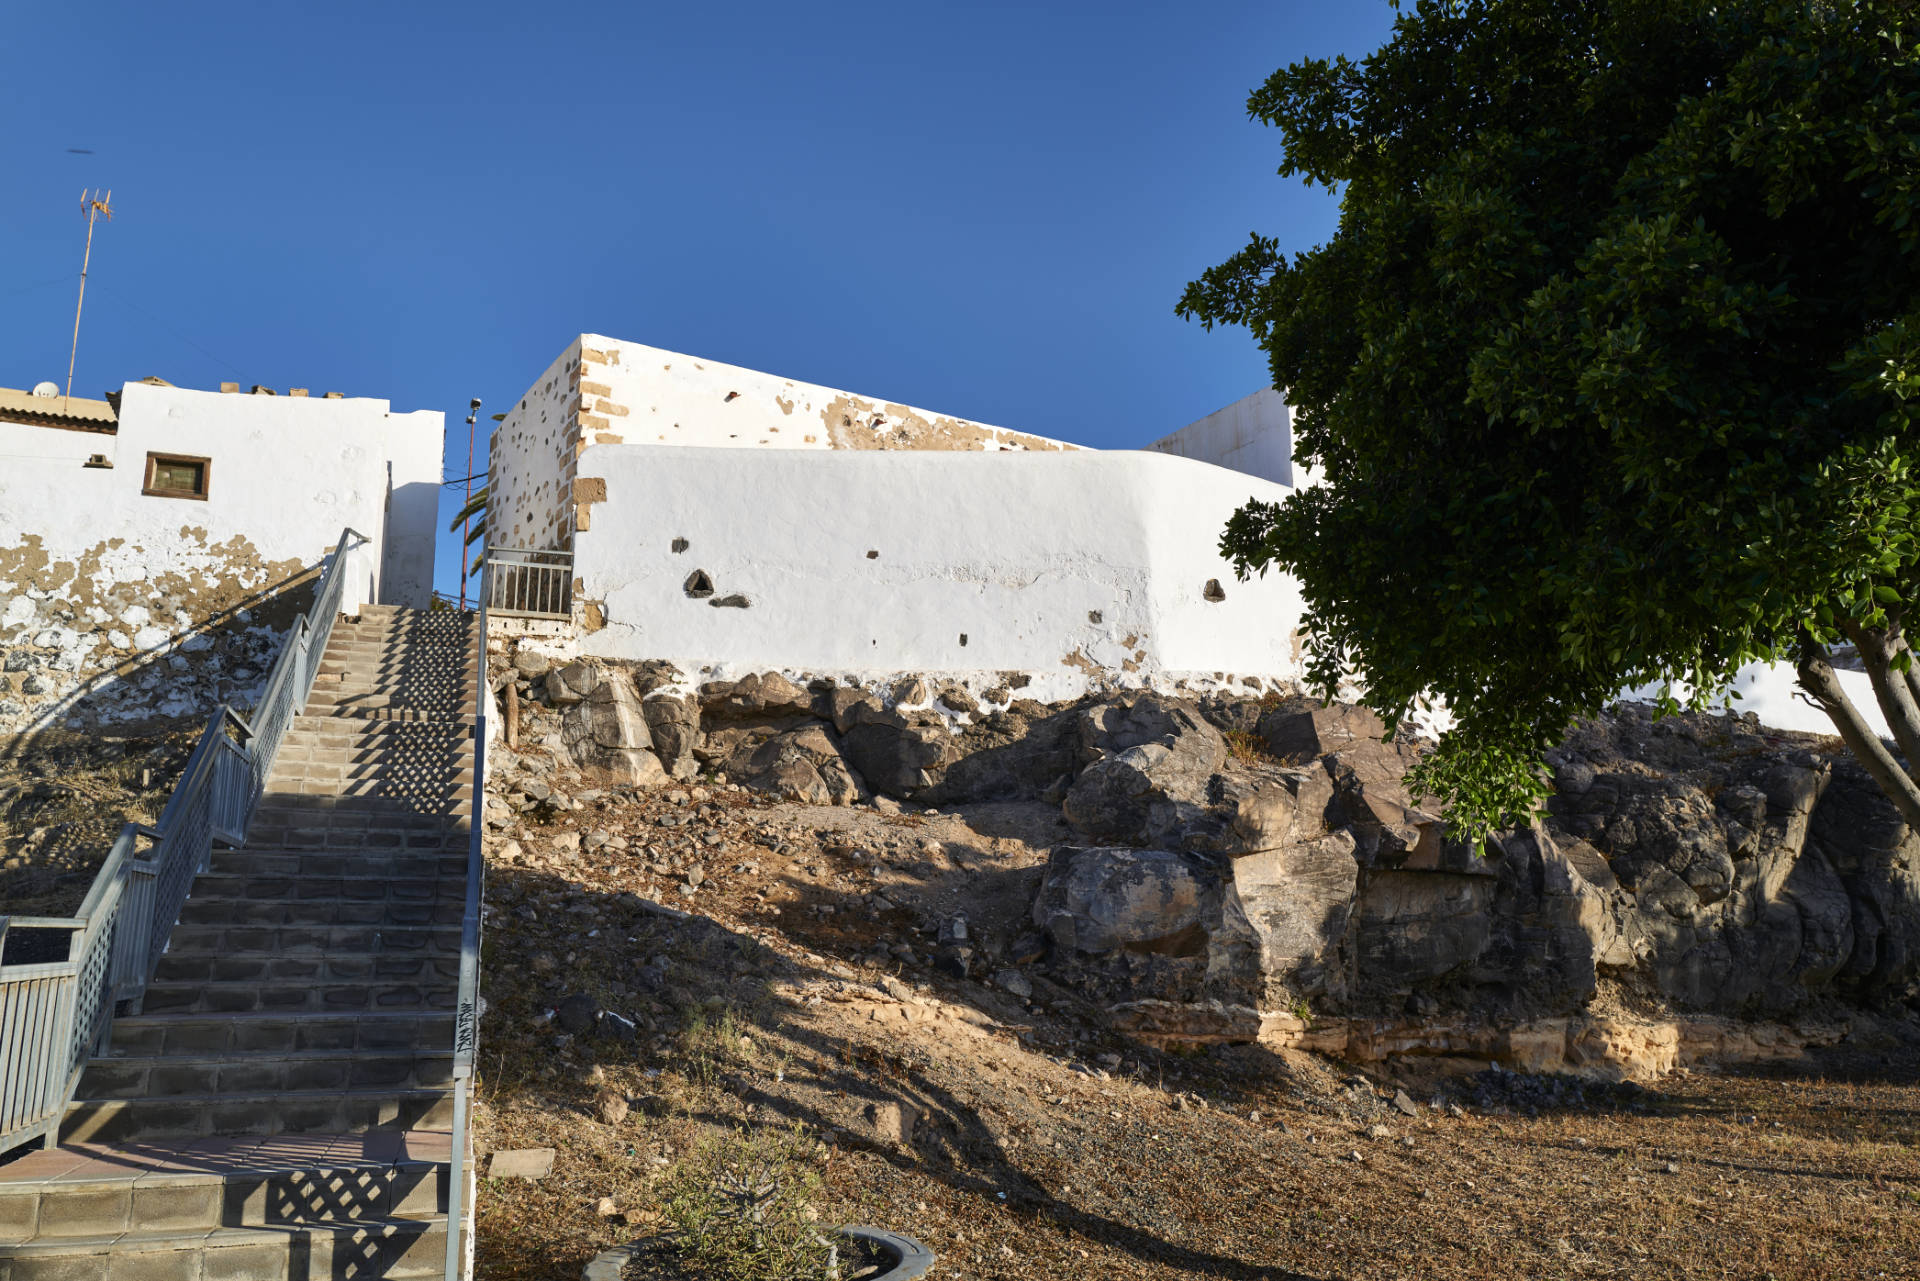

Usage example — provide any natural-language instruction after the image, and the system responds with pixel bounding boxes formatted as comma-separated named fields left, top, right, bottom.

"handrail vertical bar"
left=446, top=560, right=488, bottom=1281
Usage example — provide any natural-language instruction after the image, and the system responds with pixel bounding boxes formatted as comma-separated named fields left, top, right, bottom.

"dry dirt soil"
left=471, top=775, right=1920, bottom=1281
left=0, top=724, right=199, bottom=920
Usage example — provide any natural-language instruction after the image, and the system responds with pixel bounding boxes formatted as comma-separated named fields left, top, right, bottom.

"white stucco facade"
left=563, top=444, right=1306, bottom=699
left=1147, top=388, right=1300, bottom=488
left=0, top=381, right=442, bottom=730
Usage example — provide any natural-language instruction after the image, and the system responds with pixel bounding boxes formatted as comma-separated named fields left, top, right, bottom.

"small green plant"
left=658, top=1125, right=836, bottom=1281
left=1222, top=728, right=1270, bottom=765
left=1289, top=996, right=1314, bottom=1027
left=678, top=1000, right=755, bottom=1089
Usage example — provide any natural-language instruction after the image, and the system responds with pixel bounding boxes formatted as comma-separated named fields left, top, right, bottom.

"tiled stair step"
left=260, top=782, right=477, bottom=808
left=307, top=705, right=481, bottom=727
left=304, top=683, right=479, bottom=705
left=153, top=949, right=460, bottom=986
left=0, top=1214, right=450, bottom=1281
left=204, top=849, right=468, bottom=879
left=184, top=872, right=466, bottom=903
left=244, top=807, right=469, bottom=845
left=61, top=1088, right=457, bottom=1145
left=156, top=922, right=463, bottom=958
left=135, top=979, right=456, bottom=1016
left=303, top=692, right=475, bottom=715
left=260, top=767, right=476, bottom=793
left=270, top=737, right=473, bottom=764
left=109, top=1011, right=454, bottom=1058
left=314, top=655, right=477, bottom=675
left=266, top=760, right=476, bottom=786
left=0, top=1133, right=451, bottom=1239
left=80, top=1050, right=455, bottom=1100
left=318, top=640, right=478, bottom=661
left=279, top=718, right=473, bottom=741
left=175, top=895, right=463, bottom=928
left=262, top=775, right=476, bottom=801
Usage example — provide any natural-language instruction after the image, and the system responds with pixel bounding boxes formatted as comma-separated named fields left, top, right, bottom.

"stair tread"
left=113, top=1010, right=453, bottom=1026
left=0, top=1133, right=454, bottom=1187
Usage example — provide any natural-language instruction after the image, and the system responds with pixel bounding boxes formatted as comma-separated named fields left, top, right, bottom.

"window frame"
left=141, top=452, right=212, bottom=501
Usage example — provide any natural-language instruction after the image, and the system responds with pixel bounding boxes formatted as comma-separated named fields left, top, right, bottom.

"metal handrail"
left=482, top=546, right=571, bottom=619
left=0, top=527, right=369, bottom=1157
left=445, top=576, right=488, bottom=1280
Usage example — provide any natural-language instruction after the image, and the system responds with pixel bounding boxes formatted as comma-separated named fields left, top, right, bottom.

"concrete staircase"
left=0, top=605, right=481, bottom=1280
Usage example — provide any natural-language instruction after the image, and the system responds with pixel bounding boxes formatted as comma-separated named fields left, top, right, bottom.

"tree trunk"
left=1840, top=619, right=1920, bottom=771
left=1798, top=632, right=1920, bottom=829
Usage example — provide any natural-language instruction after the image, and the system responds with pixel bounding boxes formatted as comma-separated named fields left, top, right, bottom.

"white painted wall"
left=567, top=444, right=1305, bottom=697
left=105, top=383, right=442, bottom=602
left=0, top=383, right=441, bottom=729
left=1147, top=388, right=1296, bottom=488
left=1623, top=662, right=1892, bottom=741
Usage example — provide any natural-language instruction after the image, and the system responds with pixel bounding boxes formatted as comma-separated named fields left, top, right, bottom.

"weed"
left=657, top=1125, right=837, bottom=1281
left=679, top=1000, right=756, bottom=1090
left=1223, top=728, right=1270, bottom=765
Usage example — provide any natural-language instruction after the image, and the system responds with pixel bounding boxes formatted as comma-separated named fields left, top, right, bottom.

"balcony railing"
left=482, top=548, right=572, bottom=620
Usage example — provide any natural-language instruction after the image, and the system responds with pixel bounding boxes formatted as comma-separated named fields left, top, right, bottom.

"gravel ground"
left=469, top=773, right=1920, bottom=1281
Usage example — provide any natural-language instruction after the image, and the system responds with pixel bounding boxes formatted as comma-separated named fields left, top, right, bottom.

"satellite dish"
left=31, top=382, right=59, bottom=398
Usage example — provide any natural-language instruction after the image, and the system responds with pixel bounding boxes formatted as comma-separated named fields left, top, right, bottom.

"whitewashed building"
left=0, top=379, right=442, bottom=730
left=485, top=335, right=1307, bottom=701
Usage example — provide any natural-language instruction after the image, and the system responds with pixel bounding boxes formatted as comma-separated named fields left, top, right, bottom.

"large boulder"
left=733, top=724, right=866, bottom=806
left=559, top=665, right=667, bottom=785
left=918, top=704, right=1083, bottom=805
left=698, top=672, right=815, bottom=721
left=1061, top=694, right=1226, bottom=843
left=1259, top=702, right=1385, bottom=760
left=838, top=702, right=962, bottom=798
left=1033, top=846, right=1220, bottom=956
left=641, top=691, right=701, bottom=781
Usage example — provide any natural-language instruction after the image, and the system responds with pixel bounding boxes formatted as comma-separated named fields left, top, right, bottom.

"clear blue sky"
left=1, top=1, right=1396, bottom=597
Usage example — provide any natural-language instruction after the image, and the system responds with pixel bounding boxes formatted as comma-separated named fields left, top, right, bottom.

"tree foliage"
left=1180, top=0, right=1920, bottom=835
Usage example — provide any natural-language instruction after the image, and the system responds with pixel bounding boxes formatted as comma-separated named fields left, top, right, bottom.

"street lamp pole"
left=460, top=397, right=480, bottom=610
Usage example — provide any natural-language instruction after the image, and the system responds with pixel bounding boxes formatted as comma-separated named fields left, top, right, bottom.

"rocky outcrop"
left=1033, top=698, right=1920, bottom=1045
left=557, top=664, right=667, bottom=786
left=488, top=640, right=1920, bottom=1051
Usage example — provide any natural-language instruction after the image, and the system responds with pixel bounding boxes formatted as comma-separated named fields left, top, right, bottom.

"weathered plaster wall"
left=1146, top=388, right=1297, bottom=488
left=0, top=383, right=441, bottom=731
left=563, top=444, right=1305, bottom=699
left=488, top=339, right=583, bottom=553
left=573, top=332, right=1076, bottom=455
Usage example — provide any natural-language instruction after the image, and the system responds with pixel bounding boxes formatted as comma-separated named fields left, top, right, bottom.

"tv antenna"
left=65, top=189, right=112, bottom=409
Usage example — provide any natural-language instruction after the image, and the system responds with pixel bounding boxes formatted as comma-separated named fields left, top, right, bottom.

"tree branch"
left=1799, top=632, right=1920, bottom=829
left=1840, top=619, right=1920, bottom=771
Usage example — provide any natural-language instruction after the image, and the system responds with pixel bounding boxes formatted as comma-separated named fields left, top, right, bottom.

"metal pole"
left=66, top=191, right=110, bottom=410
left=460, top=399, right=479, bottom=610
left=444, top=1076, right=468, bottom=1281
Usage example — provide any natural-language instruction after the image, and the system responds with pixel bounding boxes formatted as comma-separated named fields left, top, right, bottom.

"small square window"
left=143, top=452, right=211, bottom=500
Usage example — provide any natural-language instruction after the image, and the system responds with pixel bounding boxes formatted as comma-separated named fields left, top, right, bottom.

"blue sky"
left=1, top=1, right=1397, bottom=597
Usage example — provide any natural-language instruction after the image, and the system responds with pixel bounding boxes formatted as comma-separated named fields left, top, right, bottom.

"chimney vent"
left=219, top=382, right=239, bottom=394
left=251, top=385, right=275, bottom=395
left=289, top=388, right=309, bottom=398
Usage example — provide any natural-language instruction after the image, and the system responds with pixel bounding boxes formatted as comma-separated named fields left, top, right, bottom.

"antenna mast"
left=65, top=189, right=112, bottom=409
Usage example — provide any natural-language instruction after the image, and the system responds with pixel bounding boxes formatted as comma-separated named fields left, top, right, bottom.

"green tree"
left=1179, top=0, right=1920, bottom=835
